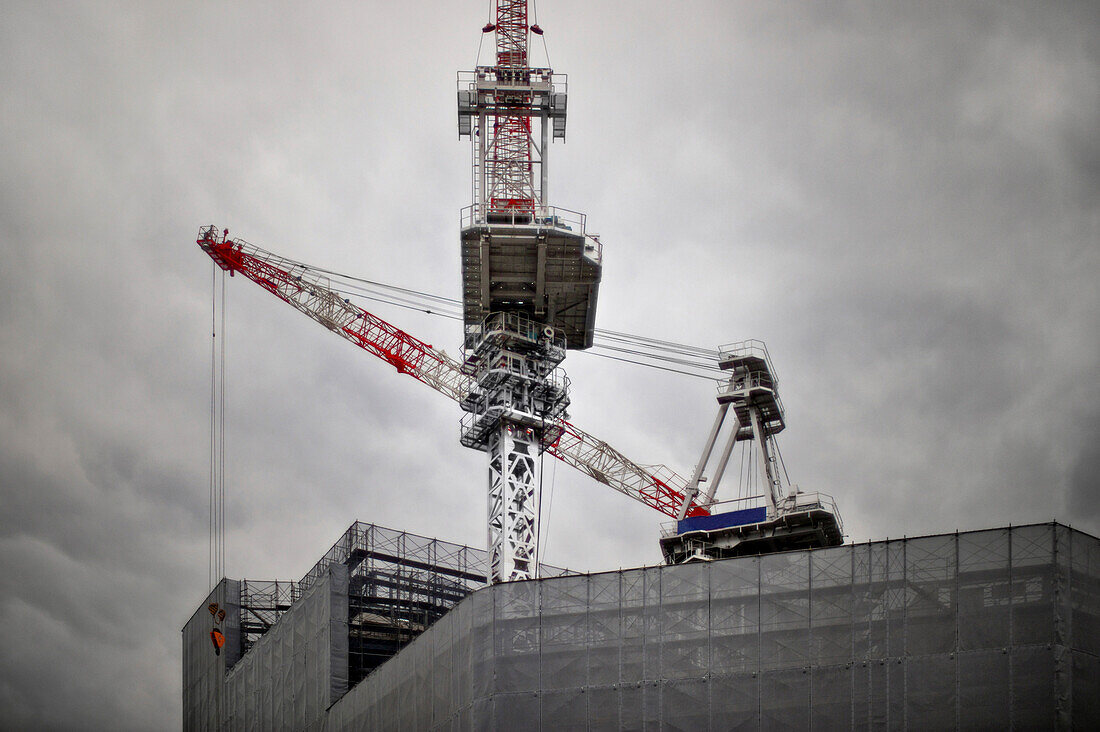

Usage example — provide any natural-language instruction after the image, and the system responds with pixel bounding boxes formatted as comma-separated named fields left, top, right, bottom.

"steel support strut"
left=749, top=407, right=780, bottom=516
left=677, top=403, right=730, bottom=520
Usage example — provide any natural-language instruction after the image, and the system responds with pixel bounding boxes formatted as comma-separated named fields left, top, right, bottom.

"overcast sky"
left=1, top=0, right=1097, bottom=728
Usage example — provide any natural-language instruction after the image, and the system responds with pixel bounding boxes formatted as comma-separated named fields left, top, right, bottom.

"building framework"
left=201, top=521, right=569, bottom=696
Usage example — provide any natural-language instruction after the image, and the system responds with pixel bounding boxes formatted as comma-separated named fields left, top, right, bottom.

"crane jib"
left=195, top=225, right=708, bottom=519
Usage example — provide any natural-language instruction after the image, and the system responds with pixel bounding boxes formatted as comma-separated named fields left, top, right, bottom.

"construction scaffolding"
left=229, top=521, right=570, bottom=687
left=185, top=521, right=1100, bottom=729
left=239, top=580, right=300, bottom=655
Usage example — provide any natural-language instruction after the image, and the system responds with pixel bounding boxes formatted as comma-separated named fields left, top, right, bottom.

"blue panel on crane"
left=677, top=507, right=767, bottom=535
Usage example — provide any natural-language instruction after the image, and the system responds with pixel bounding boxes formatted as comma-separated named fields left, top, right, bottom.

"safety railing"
left=716, top=370, right=777, bottom=397
left=775, top=490, right=844, bottom=536
left=717, top=339, right=774, bottom=368
left=463, top=311, right=568, bottom=359
left=461, top=204, right=587, bottom=234
left=458, top=67, right=566, bottom=94
left=582, top=234, right=603, bottom=266
left=459, top=407, right=565, bottom=450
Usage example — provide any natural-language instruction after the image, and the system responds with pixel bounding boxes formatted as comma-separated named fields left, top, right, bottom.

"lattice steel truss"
left=455, top=3, right=609, bottom=583
left=487, top=0, right=534, bottom=212
left=198, top=227, right=704, bottom=521
left=458, top=2, right=567, bottom=221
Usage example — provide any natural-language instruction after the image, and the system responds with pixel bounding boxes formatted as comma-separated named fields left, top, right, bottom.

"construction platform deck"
left=460, top=206, right=602, bottom=350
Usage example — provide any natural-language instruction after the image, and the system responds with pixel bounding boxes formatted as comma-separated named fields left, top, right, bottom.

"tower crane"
left=197, top=1, right=843, bottom=584
left=454, top=0, right=841, bottom=571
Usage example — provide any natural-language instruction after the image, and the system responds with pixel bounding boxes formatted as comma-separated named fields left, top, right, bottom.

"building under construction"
left=183, top=520, right=1099, bottom=729
left=185, top=2, right=1099, bottom=728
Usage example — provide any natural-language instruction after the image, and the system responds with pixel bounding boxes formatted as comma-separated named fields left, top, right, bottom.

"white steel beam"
left=703, top=411, right=741, bottom=505
left=487, top=424, right=541, bottom=582
left=749, top=407, right=780, bottom=516
left=677, top=403, right=730, bottom=520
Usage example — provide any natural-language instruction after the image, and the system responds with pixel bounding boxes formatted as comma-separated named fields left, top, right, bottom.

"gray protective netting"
left=184, top=523, right=1100, bottom=729
left=183, top=569, right=347, bottom=731
left=326, top=523, right=1098, bottom=729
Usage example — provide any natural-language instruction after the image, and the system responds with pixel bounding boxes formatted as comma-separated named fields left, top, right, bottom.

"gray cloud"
left=1068, top=408, right=1100, bottom=524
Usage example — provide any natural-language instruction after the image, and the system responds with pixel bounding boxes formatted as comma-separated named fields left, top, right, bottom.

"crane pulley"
left=198, top=226, right=709, bottom=520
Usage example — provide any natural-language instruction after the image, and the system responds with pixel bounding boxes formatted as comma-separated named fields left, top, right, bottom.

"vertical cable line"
left=737, top=441, right=748, bottom=499
left=772, top=436, right=791, bottom=489
left=219, top=272, right=227, bottom=581
left=209, top=265, right=216, bottom=590
left=529, top=0, right=551, bottom=67
left=209, top=267, right=228, bottom=589
left=542, top=450, right=557, bottom=563
left=535, top=445, right=544, bottom=574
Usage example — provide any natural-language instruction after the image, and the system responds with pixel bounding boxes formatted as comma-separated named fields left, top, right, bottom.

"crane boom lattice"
left=196, top=227, right=708, bottom=532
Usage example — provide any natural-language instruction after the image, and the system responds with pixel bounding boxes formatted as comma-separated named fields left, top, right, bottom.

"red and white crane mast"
left=485, top=0, right=537, bottom=211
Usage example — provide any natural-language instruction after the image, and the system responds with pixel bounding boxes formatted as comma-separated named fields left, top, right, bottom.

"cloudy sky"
left=1, top=0, right=1097, bottom=727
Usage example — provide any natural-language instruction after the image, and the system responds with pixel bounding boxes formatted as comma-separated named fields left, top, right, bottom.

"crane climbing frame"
left=455, top=0, right=611, bottom=582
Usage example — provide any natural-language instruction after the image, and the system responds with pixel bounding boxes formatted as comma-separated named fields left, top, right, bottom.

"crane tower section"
left=457, top=2, right=602, bottom=583
left=457, top=3, right=601, bottom=349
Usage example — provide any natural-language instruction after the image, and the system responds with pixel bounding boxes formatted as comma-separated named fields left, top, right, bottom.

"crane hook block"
left=531, top=24, right=544, bottom=35
left=482, top=23, right=495, bottom=33
left=210, top=628, right=225, bottom=656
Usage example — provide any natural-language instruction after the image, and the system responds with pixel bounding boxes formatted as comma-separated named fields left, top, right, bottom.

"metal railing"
left=715, top=370, right=777, bottom=397
left=660, top=491, right=843, bottom=538
left=776, top=490, right=844, bottom=536
left=457, top=67, right=567, bottom=96
left=582, top=234, right=603, bottom=265
left=459, top=404, right=565, bottom=450
left=717, top=339, right=774, bottom=368
left=463, top=310, right=568, bottom=358
left=460, top=203, right=587, bottom=234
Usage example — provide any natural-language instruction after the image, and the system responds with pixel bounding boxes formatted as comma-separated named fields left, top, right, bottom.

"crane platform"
left=460, top=206, right=602, bottom=350
left=715, top=340, right=786, bottom=439
left=665, top=339, right=845, bottom=562
left=660, top=492, right=844, bottom=563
